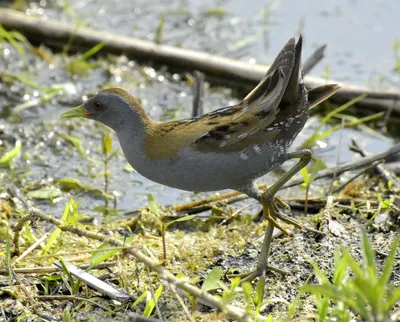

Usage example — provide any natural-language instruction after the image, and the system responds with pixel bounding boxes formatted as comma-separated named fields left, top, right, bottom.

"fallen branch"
left=284, top=143, right=400, bottom=189
left=0, top=8, right=399, bottom=113
left=331, top=161, right=383, bottom=194
left=349, top=139, right=400, bottom=189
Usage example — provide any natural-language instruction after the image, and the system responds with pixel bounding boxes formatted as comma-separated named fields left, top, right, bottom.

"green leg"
left=244, top=149, right=312, bottom=281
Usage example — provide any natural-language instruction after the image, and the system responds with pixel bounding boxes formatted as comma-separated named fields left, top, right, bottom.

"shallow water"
left=0, top=0, right=397, bottom=217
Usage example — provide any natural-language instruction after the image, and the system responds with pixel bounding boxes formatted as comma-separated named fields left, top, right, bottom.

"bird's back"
left=122, top=36, right=338, bottom=192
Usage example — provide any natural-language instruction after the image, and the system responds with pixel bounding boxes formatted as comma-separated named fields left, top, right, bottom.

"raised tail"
left=280, top=35, right=303, bottom=106
left=242, top=35, right=338, bottom=111
left=243, top=37, right=296, bottom=107
left=308, top=84, right=340, bottom=108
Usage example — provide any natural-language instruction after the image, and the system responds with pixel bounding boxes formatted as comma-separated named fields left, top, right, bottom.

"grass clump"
left=303, top=229, right=400, bottom=322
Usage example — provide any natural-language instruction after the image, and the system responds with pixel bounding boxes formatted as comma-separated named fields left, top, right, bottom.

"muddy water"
left=0, top=0, right=397, bottom=217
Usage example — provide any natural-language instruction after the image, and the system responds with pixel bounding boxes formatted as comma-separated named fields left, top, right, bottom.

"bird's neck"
left=114, top=105, right=156, bottom=166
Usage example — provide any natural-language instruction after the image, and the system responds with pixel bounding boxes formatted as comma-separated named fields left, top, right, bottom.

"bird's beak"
left=60, top=105, right=90, bottom=119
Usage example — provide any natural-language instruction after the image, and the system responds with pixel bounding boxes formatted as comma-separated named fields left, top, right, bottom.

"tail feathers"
left=244, top=66, right=282, bottom=107
left=281, top=35, right=303, bottom=105
left=244, top=37, right=296, bottom=106
left=243, top=36, right=339, bottom=111
left=308, top=84, right=340, bottom=108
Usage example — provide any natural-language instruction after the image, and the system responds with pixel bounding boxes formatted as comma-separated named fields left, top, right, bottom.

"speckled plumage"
left=62, top=36, right=338, bottom=194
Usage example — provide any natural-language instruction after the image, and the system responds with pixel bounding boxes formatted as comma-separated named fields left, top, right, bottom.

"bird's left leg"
left=242, top=149, right=313, bottom=281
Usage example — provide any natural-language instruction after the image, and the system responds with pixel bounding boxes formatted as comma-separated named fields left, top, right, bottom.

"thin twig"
left=349, top=139, right=400, bottom=189
left=173, top=186, right=265, bottom=213
left=284, top=143, right=400, bottom=189
left=13, top=233, right=49, bottom=264
left=168, top=283, right=196, bottom=322
left=26, top=246, right=136, bottom=260
left=0, top=262, right=117, bottom=275
left=11, top=269, right=38, bottom=306
left=331, top=161, right=382, bottom=194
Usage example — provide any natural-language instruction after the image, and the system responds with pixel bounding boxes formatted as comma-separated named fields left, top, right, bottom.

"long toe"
left=240, top=265, right=290, bottom=282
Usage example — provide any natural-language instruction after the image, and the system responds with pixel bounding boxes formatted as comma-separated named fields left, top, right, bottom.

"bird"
left=61, top=36, right=339, bottom=281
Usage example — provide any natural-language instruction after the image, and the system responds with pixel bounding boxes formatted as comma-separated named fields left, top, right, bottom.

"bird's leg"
left=242, top=149, right=312, bottom=282
left=261, top=149, right=312, bottom=231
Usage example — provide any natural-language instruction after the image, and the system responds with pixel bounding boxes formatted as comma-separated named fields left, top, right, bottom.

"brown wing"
left=193, top=37, right=300, bottom=153
left=193, top=68, right=286, bottom=152
left=144, top=37, right=300, bottom=159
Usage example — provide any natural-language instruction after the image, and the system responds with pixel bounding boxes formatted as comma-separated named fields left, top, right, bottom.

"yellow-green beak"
left=60, top=105, right=88, bottom=119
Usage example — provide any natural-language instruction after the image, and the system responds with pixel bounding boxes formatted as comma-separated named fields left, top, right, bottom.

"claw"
left=274, top=195, right=291, bottom=212
left=263, top=203, right=290, bottom=236
left=273, top=208, right=303, bottom=230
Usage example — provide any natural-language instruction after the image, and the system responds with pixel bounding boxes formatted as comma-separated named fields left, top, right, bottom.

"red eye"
left=95, top=101, right=103, bottom=110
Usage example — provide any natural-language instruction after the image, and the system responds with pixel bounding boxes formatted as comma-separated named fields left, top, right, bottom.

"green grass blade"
left=287, top=274, right=312, bottom=319
left=253, top=276, right=265, bottom=309
left=144, top=285, right=163, bottom=317
left=0, top=24, right=26, bottom=57
left=148, top=193, right=160, bottom=217
left=132, top=290, right=148, bottom=307
left=42, top=202, right=69, bottom=254
left=301, top=94, right=367, bottom=148
left=155, top=17, right=164, bottom=44
left=300, top=167, right=310, bottom=186
left=386, top=287, right=400, bottom=312
left=309, top=260, right=331, bottom=284
left=379, top=236, right=400, bottom=287
left=91, top=243, right=121, bottom=268
left=316, top=294, right=329, bottom=322
left=102, top=132, right=113, bottom=155
left=201, top=267, right=223, bottom=292
left=59, top=258, right=75, bottom=292
left=0, top=140, right=21, bottom=168
left=165, top=215, right=196, bottom=228
left=306, top=111, right=383, bottom=149
left=204, top=7, right=227, bottom=17
left=360, top=228, right=377, bottom=284
left=302, top=284, right=355, bottom=307
left=333, top=249, right=348, bottom=285
left=80, top=42, right=105, bottom=61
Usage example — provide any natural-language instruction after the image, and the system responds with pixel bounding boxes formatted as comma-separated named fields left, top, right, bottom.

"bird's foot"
left=261, top=198, right=292, bottom=236
left=260, top=189, right=320, bottom=236
left=240, top=265, right=290, bottom=282
left=227, top=264, right=289, bottom=282
left=269, top=199, right=324, bottom=235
